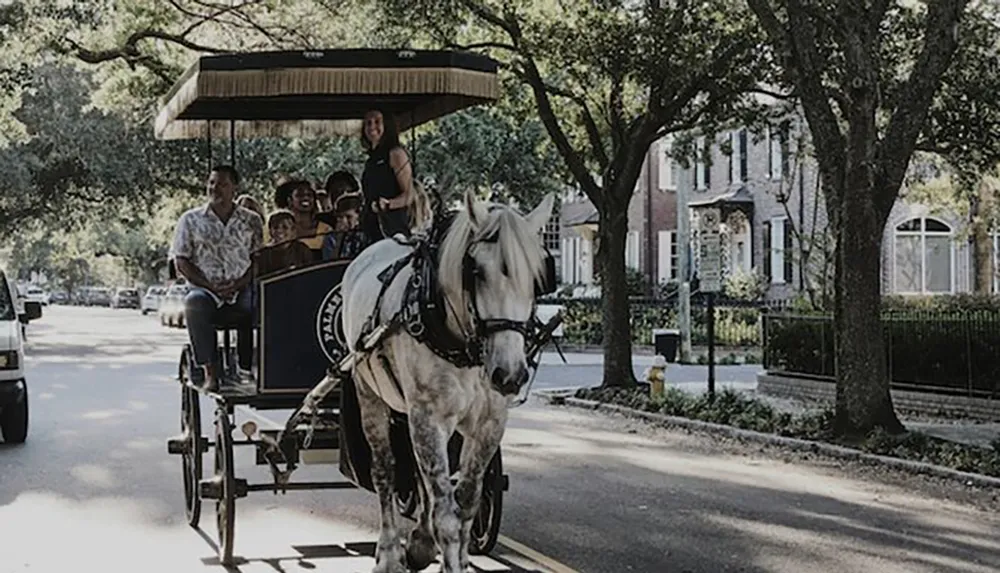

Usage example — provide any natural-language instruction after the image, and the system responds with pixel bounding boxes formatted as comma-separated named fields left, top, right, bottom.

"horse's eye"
left=500, top=261, right=509, bottom=277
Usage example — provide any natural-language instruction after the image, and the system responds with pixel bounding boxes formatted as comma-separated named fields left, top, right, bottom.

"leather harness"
left=355, top=210, right=553, bottom=398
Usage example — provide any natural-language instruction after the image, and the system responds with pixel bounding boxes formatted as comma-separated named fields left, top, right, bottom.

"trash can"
left=651, top=328, right=680, bottom=363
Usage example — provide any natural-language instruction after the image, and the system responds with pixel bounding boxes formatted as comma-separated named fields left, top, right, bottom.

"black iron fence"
left=538, top=296, right=786, bottom=347
left=763, top=311, right=1000, bottom=398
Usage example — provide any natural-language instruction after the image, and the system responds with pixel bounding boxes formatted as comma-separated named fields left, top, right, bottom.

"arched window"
left=894, top=217, right=953, bottom=294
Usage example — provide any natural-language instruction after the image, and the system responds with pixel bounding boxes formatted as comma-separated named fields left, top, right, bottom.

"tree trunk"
left=970, top=183, right=994, bottom=294
left=833, top=188, right=905, bottom=436
left=598, top=208, right=636, bottom=388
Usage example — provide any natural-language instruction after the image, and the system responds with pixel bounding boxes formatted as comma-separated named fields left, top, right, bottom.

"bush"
left=765, top=305, right=1000, bottom=395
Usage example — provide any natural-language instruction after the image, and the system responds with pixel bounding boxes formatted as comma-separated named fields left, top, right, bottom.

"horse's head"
left=439, top=191, right=555, bottom=395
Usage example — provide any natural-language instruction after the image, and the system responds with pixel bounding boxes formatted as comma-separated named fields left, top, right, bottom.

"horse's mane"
left=437, top=204, right=546, bottom=326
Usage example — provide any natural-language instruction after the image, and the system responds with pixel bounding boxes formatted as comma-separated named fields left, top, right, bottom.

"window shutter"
left=763, top=221, right=772, bottom=283
left=729, top=132, right=737, bottom=184
left=783, top=222, right=793, bottom=284
left=739, top=129, right=748, bottom=182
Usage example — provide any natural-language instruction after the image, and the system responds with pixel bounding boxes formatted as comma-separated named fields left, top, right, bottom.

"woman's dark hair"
left=324, top=170, right=360, bottom=196
left=334, top=193, right=362, bottom=214
left=274, top=178, right=313, bottom=209
left=360, top=108, right=401, bottom=153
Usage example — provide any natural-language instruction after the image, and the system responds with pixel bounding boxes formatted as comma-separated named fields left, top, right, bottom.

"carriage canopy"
left=154, top=49, right=500, bottom=141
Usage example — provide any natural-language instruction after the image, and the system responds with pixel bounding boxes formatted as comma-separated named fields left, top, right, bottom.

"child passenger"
left=256, top=209, right=315, bottom=276
left=322, top=193, right=366, bottom=260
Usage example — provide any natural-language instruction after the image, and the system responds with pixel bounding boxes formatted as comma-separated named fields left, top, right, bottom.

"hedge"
left=553, top=298, right=761, bottom=347
left=764, top=306, right=1000, bottom=397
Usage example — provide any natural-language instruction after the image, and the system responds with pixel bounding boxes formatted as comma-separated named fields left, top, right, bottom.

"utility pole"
left=677, top=161, right=693, bottom=363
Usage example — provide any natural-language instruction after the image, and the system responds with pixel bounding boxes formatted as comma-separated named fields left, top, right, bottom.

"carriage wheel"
left=214, top=407, right=236, bottom=565
left=180, top=358, right=203, bottom=527
left=470, top=450, right=504, bottom=555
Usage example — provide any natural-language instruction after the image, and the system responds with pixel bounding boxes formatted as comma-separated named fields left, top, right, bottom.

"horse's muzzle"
left=490, top=365, right=529, bottom=396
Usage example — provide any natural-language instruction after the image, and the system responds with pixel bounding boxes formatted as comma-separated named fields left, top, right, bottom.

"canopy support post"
left=229, top=120, right=236, bottom=166
left=206, top=121, right=213, bottom=168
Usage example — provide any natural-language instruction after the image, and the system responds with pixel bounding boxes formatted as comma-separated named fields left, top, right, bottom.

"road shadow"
left=501, top=408, right=1000, bottom=573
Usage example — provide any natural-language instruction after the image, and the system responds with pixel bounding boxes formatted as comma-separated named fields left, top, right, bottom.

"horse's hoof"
left=405, top=530, right=437, bottom=571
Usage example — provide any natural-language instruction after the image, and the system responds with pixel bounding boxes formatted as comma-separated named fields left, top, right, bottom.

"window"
left=657, top=136, right=677, bottom=190
left=729, top=129, right=747, bottom=184
left=561, top=236, right=579, bottom=284
left=695, top=136, right=710, bottom=191
left=626, top=231, right=641, bottom=270
left=542, top=215, right=560, bottom=251
left=0, top=272, right=14, bottom=321
left=764, top=217, right=792, bottom=284
left=767, top=125, right=784, bottom=180
left=657, top=231, right=679, bottom=283
left=893, top=217, right=953, bottom=294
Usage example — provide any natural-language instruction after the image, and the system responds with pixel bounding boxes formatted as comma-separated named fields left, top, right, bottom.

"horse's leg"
left=355, top=374, right=406, bottom=573
left=455, top=404, right=507, bottom=570
left=409, top=406, right=462, bottom=573
left=405, top=472, right=437, bottom=571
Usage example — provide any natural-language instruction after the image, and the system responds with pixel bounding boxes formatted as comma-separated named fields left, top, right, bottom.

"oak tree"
left=379, top=0, right=771, bottom=386
left=747, top=0, right=974, bottom=434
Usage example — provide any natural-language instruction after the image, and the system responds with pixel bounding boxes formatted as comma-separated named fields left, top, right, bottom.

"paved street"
left=2, top=306, right=999, bottom=573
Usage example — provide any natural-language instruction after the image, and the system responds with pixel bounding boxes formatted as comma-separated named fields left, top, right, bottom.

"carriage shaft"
left=245, top=481, right=357, bottom=492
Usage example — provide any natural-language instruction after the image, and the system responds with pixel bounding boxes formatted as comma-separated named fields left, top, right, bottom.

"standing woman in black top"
left=360, top=109, right=413, bottom=242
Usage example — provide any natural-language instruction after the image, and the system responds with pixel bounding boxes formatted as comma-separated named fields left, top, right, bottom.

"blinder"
left=460, top=232, right=541, bottom=340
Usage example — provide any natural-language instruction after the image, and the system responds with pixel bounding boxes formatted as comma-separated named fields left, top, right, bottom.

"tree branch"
left=749, top=0, right=846, bottom=206
left=457, top=0, right=602, bottom=199
left=878, top=0, right=970, bottom=212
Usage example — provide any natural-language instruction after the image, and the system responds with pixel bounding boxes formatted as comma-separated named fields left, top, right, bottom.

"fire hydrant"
left=644, top=355, right=667, bottom=399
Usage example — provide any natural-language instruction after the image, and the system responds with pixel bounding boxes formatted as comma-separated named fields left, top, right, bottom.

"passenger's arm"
left=386, top=146, right=414, bottom=210
left=175, top=257, right=216, bottom=292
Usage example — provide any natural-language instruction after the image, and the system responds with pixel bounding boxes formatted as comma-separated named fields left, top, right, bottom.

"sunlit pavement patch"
left=0, top=491, right=568, bottom=573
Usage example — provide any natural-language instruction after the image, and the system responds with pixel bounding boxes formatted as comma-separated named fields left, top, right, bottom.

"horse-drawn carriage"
left=159, top=49, right=561, bottom=569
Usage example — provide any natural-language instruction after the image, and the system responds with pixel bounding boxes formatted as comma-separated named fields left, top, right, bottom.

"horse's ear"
left=525, top=193, right=555, bottom=236
left=464, top=190, right=487, bottom=229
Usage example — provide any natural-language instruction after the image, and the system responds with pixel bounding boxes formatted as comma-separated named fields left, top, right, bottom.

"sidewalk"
left=536, top=351, right=1000, bottom=450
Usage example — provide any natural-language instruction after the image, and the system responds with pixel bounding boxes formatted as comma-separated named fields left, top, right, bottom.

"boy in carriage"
left=256, top=209, right=315, bottom=276
left=321, top=179, right=367, bottom=260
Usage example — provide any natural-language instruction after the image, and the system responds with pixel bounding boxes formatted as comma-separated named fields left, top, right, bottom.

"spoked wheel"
left=214, top=407, right=236, bottom=565
left=179, top=360, right=203, bottom=527
left=470, top=450, right=504, bottom=555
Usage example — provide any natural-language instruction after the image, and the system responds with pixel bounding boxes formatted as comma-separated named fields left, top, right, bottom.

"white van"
left=0, top=268, right=28, bottom=443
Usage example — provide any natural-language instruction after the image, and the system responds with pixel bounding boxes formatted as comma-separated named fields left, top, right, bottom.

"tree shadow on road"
left=501, top=408, right=1000, bottom=573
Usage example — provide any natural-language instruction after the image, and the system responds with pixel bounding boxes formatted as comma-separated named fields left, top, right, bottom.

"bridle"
left=459, top=231, right=533, bottom=342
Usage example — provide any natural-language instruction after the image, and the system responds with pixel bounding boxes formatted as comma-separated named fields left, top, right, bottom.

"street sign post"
left=698, top=207, right=722, bottom=399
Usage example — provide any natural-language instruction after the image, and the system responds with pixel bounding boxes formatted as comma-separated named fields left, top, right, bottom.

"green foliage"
left=554, top=298, right=761, bottom=347
left=412, top=106, right=567, bottom=206
left=724, top=270, right=767, bottom=302
left=765, top=306, right=1000, bottom=395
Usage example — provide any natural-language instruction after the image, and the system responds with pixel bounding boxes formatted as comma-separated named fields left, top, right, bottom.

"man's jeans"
left=184, top=286, right=253, bottom=374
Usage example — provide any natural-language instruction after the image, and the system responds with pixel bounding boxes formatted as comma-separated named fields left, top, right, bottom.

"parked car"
left=24, top=285, right=50, bottom=306
left=141, top=285, right=167, bottom=315
left=50, top=291, right=68, bottom=305
left=159, top=283, right=190, bottom=327
left=111, top=288, right=141, bottom=309
left=86, top=288, right=112, bottom=307
left=0, top=267, right=33, bottom=443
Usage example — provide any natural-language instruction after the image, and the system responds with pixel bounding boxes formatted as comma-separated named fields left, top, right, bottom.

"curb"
left=542, top=394, right=1000, bottom=490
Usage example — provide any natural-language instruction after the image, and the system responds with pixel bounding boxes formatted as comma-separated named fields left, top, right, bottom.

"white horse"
left=341, top=190, right=554, bottom=573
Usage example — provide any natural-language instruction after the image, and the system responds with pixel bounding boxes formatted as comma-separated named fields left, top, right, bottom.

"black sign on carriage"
left=258, top=261, right=350, bottom=394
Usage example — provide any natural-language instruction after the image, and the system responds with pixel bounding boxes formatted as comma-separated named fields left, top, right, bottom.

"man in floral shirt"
left=170, top=165, right=263, bottom=390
